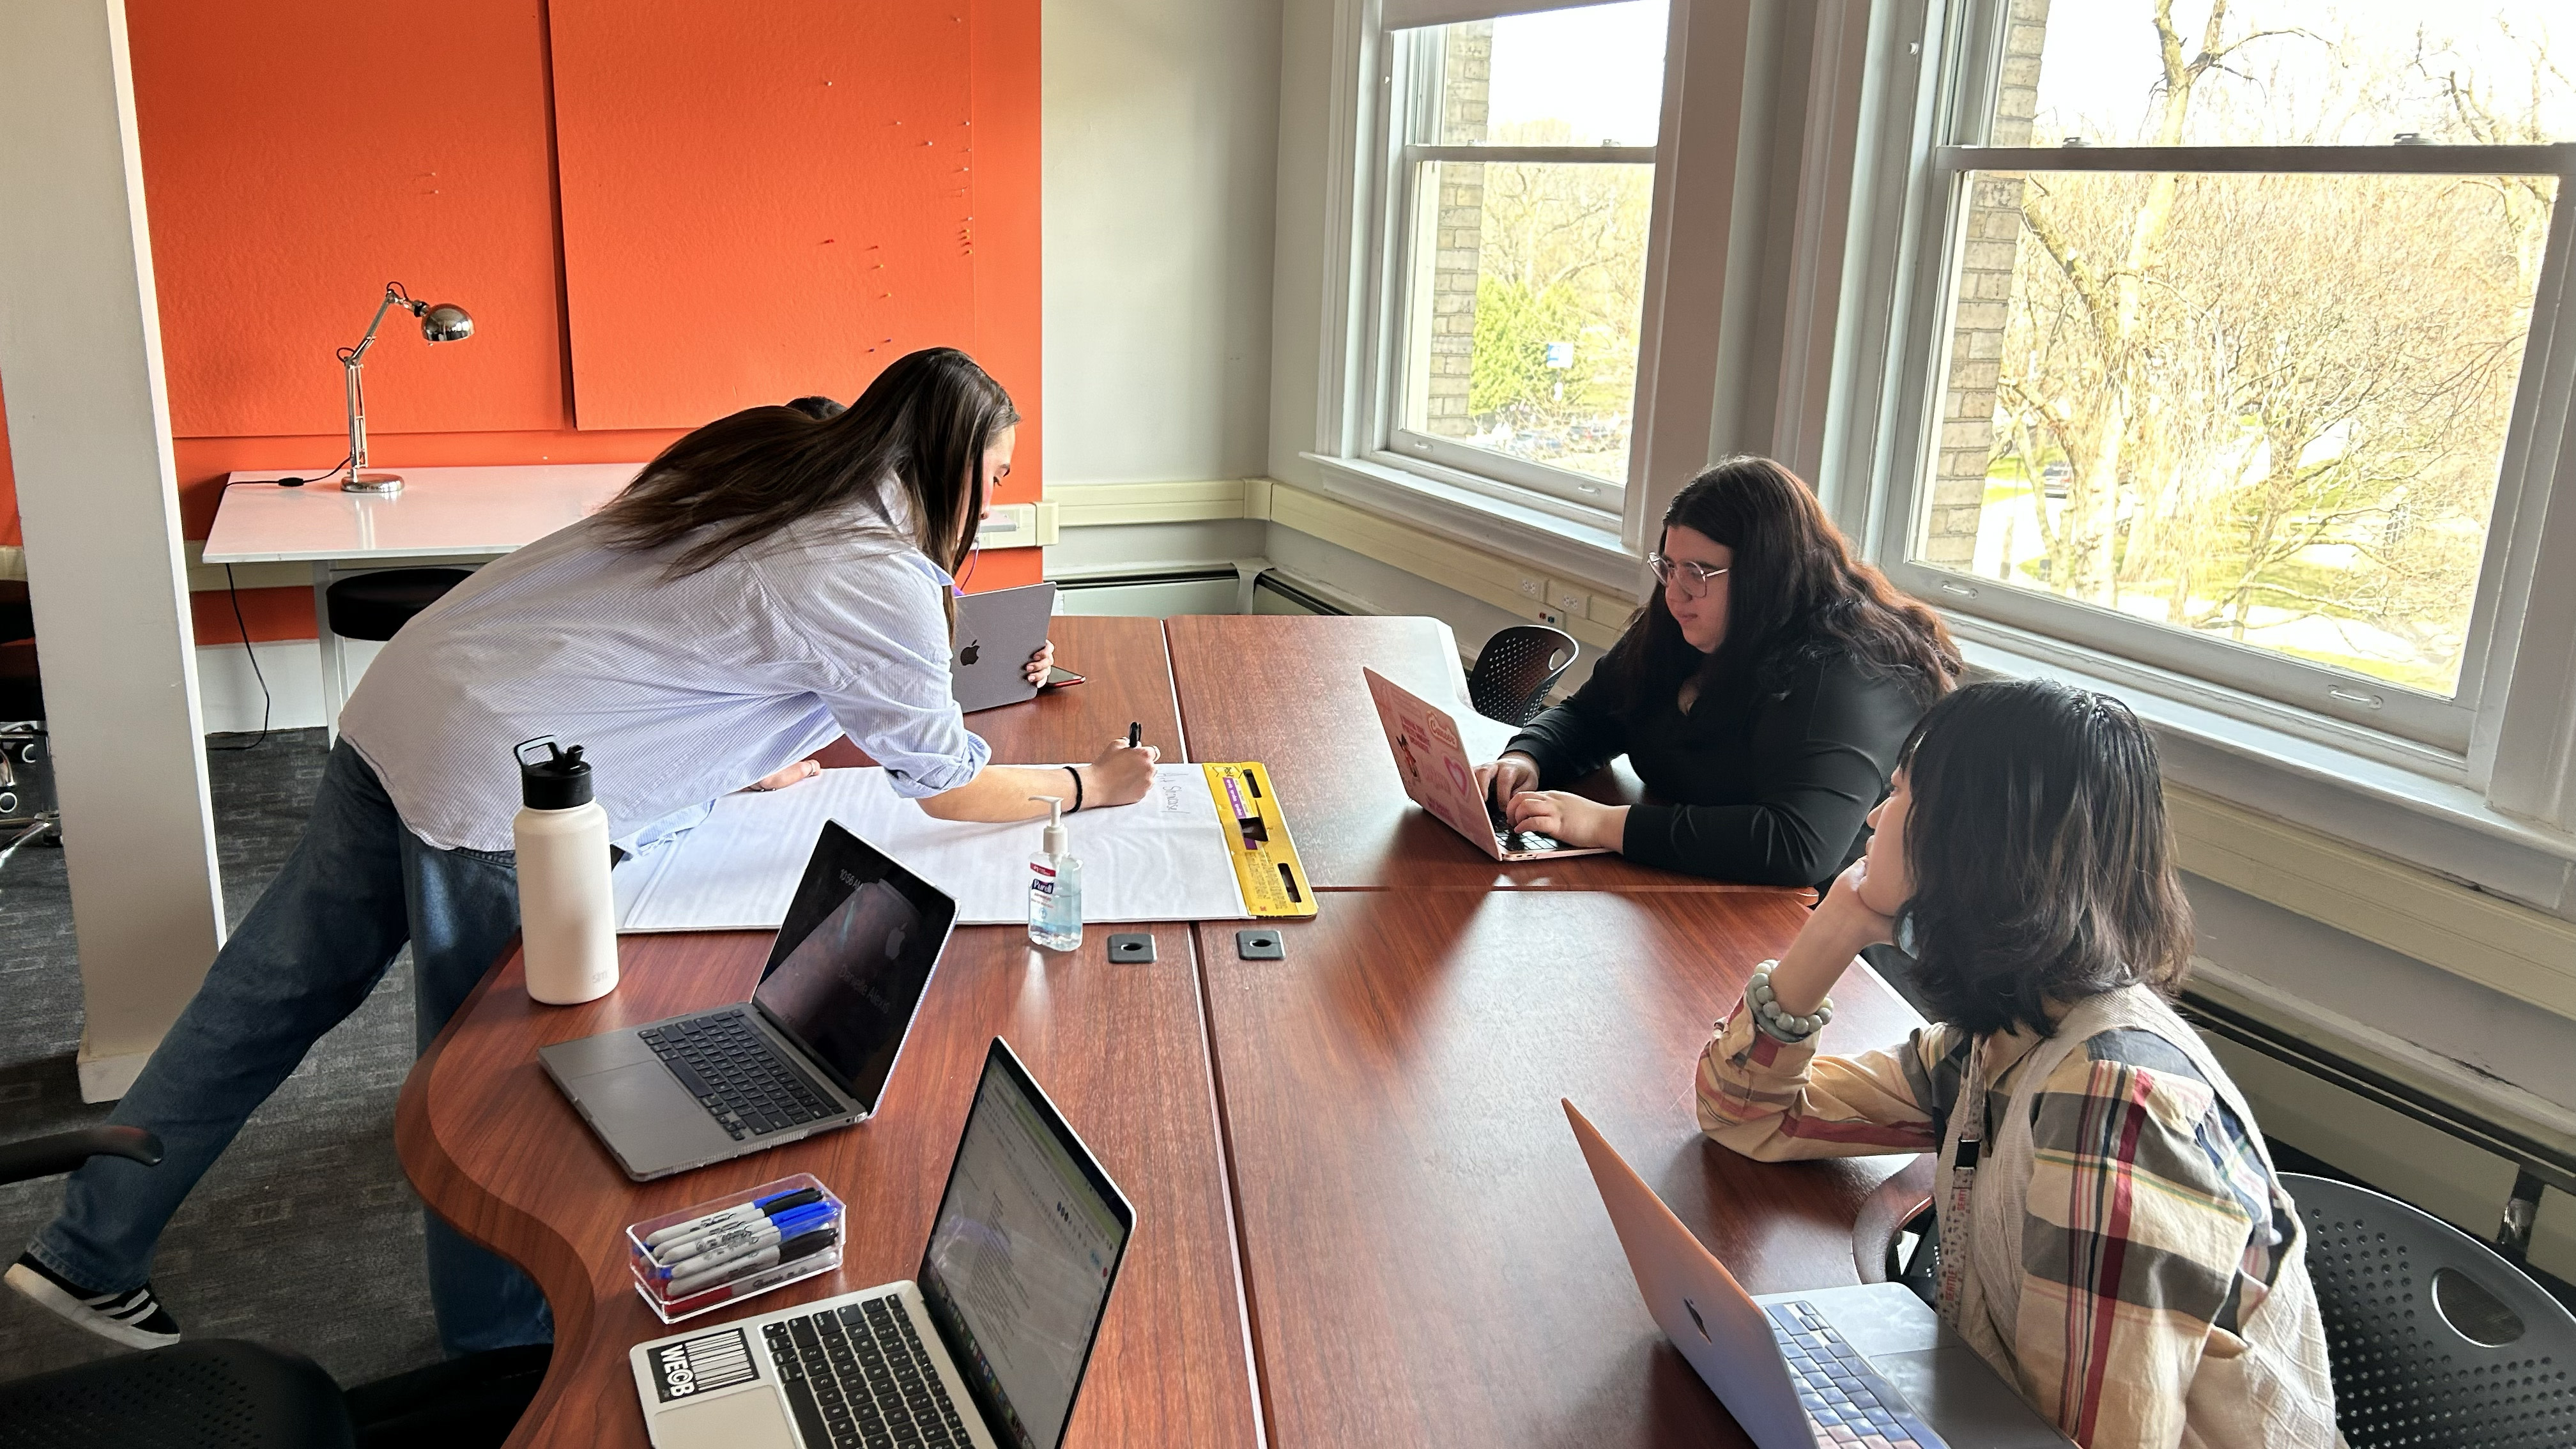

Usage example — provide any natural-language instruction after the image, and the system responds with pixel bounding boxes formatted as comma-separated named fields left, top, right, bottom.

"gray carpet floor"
left=0, top=728, right=443, bottom=1386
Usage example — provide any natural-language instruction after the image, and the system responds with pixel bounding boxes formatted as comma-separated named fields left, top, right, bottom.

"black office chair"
left=0, top=585, right=56, bottom=864
left=2285, top=1172, right=2576, bottom=1448
left=0, top=1126, right=546, bottom=1449
left=323, top=569, right=473, bottom=643
left=1467, top=624, right=1578, bottom=726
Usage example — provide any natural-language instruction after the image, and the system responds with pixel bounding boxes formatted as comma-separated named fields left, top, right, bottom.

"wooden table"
left=1199, top=890, right=1922, bottom=1449
left=813, top=615, right=1185, bottom=770
left=400, top=926, right=1260, bottom=1449
left=1165, top=615, right=1754, bottom=893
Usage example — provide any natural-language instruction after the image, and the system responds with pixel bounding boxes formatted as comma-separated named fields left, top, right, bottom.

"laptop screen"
left=749, top=821, right=956, bottom=1111
left=919, top=1040, right=1135, bottom=1449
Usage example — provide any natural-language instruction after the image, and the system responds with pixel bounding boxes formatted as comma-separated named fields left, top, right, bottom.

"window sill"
left=1299, top=452, right=1638, bottom=596
left=1958, top=631, right=2576, bottom=916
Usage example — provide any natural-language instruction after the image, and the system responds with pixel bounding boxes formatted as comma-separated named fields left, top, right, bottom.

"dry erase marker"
left=659, top=1203, right=835, bottom=1280
left=642, top=1186, right=824, bottom=1252
left=667, top=1227, right=838, bottom=1299
left=1127, top=721, right=1142, bottom=748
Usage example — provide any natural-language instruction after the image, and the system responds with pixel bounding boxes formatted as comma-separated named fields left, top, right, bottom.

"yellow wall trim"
left=1045, top=478, right=1256, bottom=528
left=2172, top=785, right=2576, bottom=1019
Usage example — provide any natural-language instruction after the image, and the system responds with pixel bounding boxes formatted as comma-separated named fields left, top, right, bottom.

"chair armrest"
left=0, top=1126, right=163, bottom=1185
left=1853, top=1153, right=1938, bottom=1284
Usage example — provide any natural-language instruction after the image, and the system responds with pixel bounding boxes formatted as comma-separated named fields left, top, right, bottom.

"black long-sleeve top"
left=1503, top=645, right=1926, bottom=891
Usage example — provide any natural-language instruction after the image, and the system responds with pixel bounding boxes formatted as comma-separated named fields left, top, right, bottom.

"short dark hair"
left=1897, top=679, right=2193, bottom=1037
left=1604, top=456, right=1959, bottom=717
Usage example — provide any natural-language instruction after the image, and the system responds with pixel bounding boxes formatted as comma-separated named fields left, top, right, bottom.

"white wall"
left=0, top=0, right=226, bottom=1101
left=1043, top=0, right=1284, bottom=485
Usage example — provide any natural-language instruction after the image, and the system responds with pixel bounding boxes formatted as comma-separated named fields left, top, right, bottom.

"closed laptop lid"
left=918, top=1039, right=1135, bottom=1449
left=951, top=582, right=1059, bottom=711
left=1563, top=1098, right=1814, bottom=1449
left=750, top=821, right=958, bottom=1112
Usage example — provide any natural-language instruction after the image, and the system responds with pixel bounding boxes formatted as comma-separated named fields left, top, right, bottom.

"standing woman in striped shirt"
left=1696, top=679, right=2340, bottom=1448
left=12, top=348, right=1158, bottom=1359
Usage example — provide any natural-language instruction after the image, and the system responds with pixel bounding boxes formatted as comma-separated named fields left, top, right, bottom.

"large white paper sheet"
left=612, top=767, right=1249, bottom=931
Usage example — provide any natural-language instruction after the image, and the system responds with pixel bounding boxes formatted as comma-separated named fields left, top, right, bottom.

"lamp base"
left=342, top=471, right=405, bottom=496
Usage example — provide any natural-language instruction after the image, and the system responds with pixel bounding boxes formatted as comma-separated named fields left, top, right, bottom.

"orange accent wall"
left=0, top=3, right=1043, bottom=645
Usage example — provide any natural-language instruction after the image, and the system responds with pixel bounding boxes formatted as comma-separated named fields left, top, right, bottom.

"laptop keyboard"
left=1767, top=1300, right=1939, bottom=1448
left=764, top=1296, right=970, bottom=1449
left=1484, top=797, right=1565, bottom=854
left=639, top=1011, right=837, bottom=1141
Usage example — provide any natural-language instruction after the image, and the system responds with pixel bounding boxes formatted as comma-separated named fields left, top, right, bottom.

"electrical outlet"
left=1517, top=574, right=1547, bottom=601
left=1552, top=586, right=1589, bottom=620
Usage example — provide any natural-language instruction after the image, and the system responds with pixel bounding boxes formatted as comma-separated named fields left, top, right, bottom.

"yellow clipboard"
left=1202, top=762, right=1317, bottom=918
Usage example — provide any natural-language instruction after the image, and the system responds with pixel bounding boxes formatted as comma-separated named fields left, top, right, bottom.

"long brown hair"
left=1897, top=680, right=2195, bottom=1037
left=1604, top=456, right=1959, bottom=716
left=596, top=348, right=1017, bottom=579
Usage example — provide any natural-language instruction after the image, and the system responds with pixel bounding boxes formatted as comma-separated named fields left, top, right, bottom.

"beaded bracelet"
left=1746, top=969, right=1833, bottom=1045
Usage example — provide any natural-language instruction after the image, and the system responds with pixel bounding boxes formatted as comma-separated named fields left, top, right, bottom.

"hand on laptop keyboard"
left=1484, top=797, right=1564, bottom=854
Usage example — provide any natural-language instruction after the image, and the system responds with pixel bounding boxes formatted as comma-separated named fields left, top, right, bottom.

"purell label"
left=652, top=1326, right=756, bottom=1402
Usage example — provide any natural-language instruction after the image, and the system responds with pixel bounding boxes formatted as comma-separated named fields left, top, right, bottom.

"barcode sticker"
left=649, top=1325, right=758, bottom=1402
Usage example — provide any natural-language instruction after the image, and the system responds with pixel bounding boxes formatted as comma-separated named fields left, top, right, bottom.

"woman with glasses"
left=1480, top=456, right=1959, bottom=887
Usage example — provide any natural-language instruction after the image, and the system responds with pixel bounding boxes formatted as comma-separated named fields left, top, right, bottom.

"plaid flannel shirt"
left=1695, top=979, right=2297, bottom=1449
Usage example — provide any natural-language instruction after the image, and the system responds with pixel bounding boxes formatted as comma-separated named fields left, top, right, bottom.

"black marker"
left=1127, top=721, right=1142, bottom=749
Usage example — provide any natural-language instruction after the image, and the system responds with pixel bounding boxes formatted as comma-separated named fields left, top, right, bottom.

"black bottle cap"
left=517, top=739, right=594, bottom=810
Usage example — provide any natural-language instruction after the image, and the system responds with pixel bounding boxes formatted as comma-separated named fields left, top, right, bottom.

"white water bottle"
left=514, top=739, right=618, bottom=1004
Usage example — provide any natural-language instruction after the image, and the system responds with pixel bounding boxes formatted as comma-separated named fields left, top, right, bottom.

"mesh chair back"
left=0, top=1338, right=353, bottom=1448
left=2285, top=1172, right=2576, bottom=1448
left=1468, top=625, right=1578, bottom=726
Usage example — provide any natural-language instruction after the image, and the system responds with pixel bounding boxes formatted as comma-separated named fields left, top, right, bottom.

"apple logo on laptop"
left=958, top=640, right=981, bottom=668
left=1683, top=1297, right=1712, bottom=1342
left=885, top=924, right=908, bottom=960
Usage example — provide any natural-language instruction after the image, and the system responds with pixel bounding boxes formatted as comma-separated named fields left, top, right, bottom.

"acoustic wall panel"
left=126, top=0, right=568, bottom=438
left=548, top=1, right=986, bottom=433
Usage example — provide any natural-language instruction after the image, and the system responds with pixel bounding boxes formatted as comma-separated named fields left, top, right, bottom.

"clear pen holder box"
left=626, top=1172, right=843, bottom=1324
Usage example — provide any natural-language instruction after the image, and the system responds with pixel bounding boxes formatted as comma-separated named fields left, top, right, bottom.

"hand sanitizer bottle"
left=1027, top=794, right=1082, bottom=953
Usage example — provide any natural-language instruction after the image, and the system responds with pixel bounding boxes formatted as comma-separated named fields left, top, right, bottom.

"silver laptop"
left=631, top=1038, right=1134, bottom=1449
left=541, top=821, right=958, bottom=1180
left=1362, top=667, right=1607, bottom=862
left=1565, top=1099, right=2072, bottom=1449
left=951, top=582, right=1059, bottom=713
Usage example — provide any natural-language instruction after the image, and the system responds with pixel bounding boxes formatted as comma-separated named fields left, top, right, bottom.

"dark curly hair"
left=1897, top=679, right=2195, bottom=1037
left=1601, top=456, right=1959, bottom=718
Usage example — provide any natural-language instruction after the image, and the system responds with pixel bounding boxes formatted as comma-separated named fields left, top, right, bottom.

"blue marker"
left=656, top=1202, right=838, bottom=1281
left=643, top=1186, right=825, bottom=1255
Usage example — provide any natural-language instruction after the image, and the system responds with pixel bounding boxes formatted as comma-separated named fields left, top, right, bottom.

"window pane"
left=2000, top=3, right=2576, bottom=148
left=1431, top=2, right=1668, bottom=148
left=1401, top=159, right=1654, bottom=491
left=1921, top=168, right=2550, bottom=698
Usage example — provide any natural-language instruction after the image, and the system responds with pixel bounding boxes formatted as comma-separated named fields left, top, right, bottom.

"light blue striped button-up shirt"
left=340, top=503, right=989, bottom=854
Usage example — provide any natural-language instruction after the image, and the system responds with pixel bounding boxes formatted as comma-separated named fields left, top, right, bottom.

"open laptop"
left=1363, top=666, right=1605, bottom=862
left=630, top=1038, right=1134, bottom=1449
left=541, top=820, right=958, bottom=1181
left=952, top=581, right=1059, bottom=713
left=1565, top=1100, right=2072, bottom=1448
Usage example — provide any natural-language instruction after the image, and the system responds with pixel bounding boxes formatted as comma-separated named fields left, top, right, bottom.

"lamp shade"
left=420, top=303, right=473, bottom=343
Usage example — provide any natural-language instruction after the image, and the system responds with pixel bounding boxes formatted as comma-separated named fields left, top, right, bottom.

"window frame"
left=1356, top=12, right=1674, bottom=522
left=1870, top=0, right=2576, bottom=768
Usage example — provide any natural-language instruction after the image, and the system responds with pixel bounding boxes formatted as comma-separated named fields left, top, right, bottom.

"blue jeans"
left=31, top=740, right=553, bottom=1355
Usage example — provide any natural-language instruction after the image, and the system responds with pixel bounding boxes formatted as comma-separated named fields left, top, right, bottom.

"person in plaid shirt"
left=1696, top=680, right=2340, bottom=1449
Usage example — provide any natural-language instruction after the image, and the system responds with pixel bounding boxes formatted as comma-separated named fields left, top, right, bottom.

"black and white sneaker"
left=5, top=1253, right=181, bottom=1349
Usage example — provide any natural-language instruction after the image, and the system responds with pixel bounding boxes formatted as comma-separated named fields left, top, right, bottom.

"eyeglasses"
left=1648, top=553, right=1729, bottom=599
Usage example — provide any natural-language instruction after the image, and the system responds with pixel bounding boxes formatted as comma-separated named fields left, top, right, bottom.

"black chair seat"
left=0, top=640, right=40, bottom=724
left=0, top=581, right=31, bottom=645
left=325, top=569, right=471, bottom=643
left=0, top=1338, right=353, bottom=1449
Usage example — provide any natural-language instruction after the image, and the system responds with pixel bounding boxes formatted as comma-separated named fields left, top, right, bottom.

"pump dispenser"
left=1026, top=794, right=1082, bottom=953
left=515, top=738, right=618, bottom=1004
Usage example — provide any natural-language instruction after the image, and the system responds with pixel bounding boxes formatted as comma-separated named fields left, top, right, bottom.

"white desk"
left=202, top=463, right=643, bottom=733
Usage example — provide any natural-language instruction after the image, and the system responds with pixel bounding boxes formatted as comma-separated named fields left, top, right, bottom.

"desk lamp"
left=338, top=281, right=473, bottom=496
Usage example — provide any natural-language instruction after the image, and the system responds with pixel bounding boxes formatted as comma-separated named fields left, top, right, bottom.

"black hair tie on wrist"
left=1065, top=764, right=1084, bottom=813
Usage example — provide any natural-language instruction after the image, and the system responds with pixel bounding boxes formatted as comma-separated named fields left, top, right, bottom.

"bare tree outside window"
left=1922, top=1, right=2575, bottom=698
